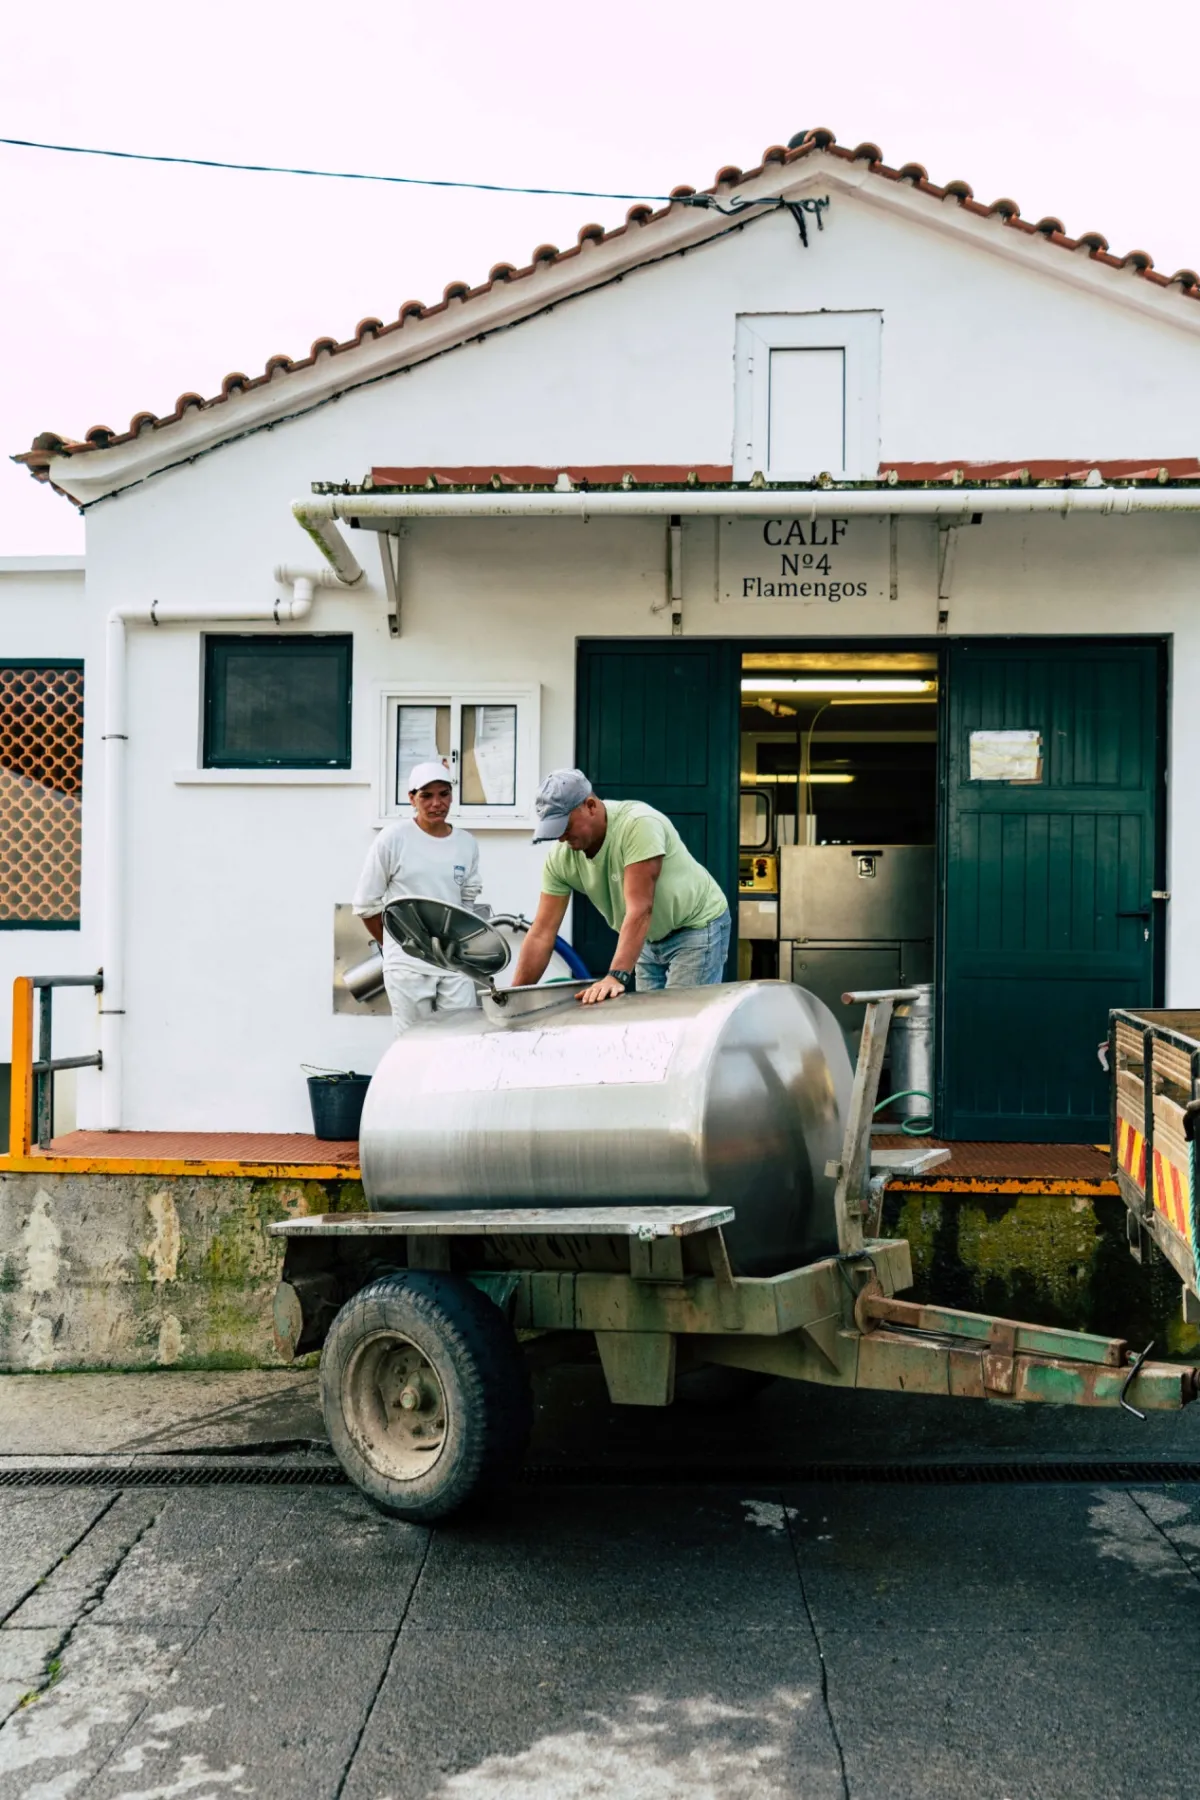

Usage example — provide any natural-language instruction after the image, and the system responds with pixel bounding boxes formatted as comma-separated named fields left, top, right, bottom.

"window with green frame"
left=203, top=635, right=352, bottom=769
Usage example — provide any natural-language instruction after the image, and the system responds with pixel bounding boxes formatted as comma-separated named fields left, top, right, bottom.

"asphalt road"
left=2, top=1465, right=1199, bottom=1799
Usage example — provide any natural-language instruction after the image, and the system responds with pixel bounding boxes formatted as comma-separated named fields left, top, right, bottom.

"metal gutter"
left=293, top=484, right=1200, bottom=583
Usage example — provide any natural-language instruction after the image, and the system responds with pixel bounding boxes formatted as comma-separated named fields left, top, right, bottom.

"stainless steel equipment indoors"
left=358, top=898, right=853, bottom=1277
left=780, top=843, right=935, bottom=1058
left=737, top=654, right=940, bottom=1111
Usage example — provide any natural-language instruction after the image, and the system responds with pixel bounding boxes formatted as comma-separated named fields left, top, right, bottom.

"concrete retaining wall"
left=0, top=1172, right=361, bottom=1371
left=880, top=1188, right=1200, bottom=1359
left=1, top=1172, right=1196, bottom=1371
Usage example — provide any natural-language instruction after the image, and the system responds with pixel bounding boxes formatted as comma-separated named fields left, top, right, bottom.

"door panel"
left=941, top=641, right=1163, bottom=1141
left=574, top=642, right=738, bottom=979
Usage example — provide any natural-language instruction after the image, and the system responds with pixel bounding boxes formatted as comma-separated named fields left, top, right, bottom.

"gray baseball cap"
left=532, top=768, right=593, bottom=842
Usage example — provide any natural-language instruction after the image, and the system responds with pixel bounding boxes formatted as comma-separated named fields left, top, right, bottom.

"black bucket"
left=306, top=1071, right=371, bottom=1140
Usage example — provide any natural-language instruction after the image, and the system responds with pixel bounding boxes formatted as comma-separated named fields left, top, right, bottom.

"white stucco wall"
left=45, top=187, right=1200, bottom=1129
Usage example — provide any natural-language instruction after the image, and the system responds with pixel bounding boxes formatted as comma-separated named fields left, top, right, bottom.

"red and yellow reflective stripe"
left=1151, top=1147, right=1192, bottom=1245
left=1116, top=1115, right=1147, bottom=1190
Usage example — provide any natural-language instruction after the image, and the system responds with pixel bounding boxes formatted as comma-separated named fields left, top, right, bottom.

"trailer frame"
left=268, top=990, right=1200, bottom=1520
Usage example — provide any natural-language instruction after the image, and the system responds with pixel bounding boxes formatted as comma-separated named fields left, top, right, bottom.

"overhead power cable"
left=0, top=133, right=698, bottom=203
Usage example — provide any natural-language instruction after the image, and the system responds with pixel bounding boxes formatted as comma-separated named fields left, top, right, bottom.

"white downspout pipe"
left=100, top=567, right=354, bottom=1130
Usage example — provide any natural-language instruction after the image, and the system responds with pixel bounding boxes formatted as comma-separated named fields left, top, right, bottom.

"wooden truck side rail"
left=1110, top=1008, right=1200, bottom=1303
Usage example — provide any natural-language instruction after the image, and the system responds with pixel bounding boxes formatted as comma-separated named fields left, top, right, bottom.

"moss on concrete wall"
left=3, top=1171, right=1195, bottom=1371
left=881, top=1188, right=1200, bottom=1358
left=0, top=1171, right=363, bottom=1371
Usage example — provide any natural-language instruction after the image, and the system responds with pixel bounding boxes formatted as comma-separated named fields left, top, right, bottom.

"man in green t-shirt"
left=511, top=768, right=730, bottom=1006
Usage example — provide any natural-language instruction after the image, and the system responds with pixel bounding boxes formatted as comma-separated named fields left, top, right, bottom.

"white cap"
left=408, top=760, right=454, bottom=794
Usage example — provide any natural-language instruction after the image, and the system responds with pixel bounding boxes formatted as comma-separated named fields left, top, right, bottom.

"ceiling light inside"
left=740, top=677, right=937, bottom=695
left=740, top=772, right=856, bottom=785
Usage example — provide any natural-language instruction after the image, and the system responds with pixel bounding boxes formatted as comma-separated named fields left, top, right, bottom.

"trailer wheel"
left=321, top=1271, right=532, bottom=1523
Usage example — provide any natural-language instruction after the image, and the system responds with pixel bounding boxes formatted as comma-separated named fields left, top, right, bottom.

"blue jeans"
left=635, top=910, right=731, bottom=991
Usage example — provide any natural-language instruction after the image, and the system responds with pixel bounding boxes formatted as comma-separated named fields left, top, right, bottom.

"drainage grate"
left=1, top=1460, right=1200, bottom=1490
left=0, top=1463, right=348, bottom=1488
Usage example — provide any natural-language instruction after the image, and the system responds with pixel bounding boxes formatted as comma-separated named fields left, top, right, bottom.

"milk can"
left=888, top=983, right=934, bottom=1125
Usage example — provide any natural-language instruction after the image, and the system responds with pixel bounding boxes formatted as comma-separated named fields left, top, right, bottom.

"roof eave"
left=26, top=146, right=1200, bottom=507
left=29, top=169, right=813, bottom=508
left=839, top=159, right=1200, bottom=335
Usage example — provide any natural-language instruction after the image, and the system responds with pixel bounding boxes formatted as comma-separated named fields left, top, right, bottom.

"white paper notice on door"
left=968, top=729, right=1043, bottom=783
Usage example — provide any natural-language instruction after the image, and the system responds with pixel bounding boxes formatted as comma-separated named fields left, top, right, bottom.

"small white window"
left=735, top=313, right=881, bottom=481
left=378, top=684, right=540, bottom=827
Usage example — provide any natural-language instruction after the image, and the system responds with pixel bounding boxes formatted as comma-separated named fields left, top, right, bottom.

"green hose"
left=873, top=1089, right=933, bottom=1137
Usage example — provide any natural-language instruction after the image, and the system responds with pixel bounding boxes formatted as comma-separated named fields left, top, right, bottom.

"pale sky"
left=3, top=0, right=1198, bottom=553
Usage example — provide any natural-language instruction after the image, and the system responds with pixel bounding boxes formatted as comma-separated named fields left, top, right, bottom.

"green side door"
left=573, top=640, right=739, bottom=979
left=941, top=639, right=1164, bottom=1142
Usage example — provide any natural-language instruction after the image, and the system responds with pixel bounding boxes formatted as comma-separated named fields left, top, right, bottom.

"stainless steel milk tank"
left=360, top=978, right=852, bottom=1277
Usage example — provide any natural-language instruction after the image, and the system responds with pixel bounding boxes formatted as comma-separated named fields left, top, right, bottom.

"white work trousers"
left=382, top=963, right=477, bottom=1035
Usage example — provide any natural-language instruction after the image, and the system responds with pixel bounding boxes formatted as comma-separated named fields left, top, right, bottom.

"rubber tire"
left=321, top=1271, right=532, bottom=1523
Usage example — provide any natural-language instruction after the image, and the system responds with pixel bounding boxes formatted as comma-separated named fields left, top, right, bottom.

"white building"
left=10, top=128, right=1200, bottom=1143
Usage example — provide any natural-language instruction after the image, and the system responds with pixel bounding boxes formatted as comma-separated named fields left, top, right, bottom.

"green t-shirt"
left=541, top=799, right=727, bottom=940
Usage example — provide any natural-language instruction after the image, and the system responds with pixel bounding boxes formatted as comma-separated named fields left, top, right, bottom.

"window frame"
left=376, top=683, right=541, bottom=828
left=202, top=633, right=353, bottom=771
left=733, top=312, right=882, bottom=482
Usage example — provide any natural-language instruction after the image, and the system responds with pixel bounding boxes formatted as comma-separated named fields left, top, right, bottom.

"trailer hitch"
left=851, top=1282, right=1199, bottom=1413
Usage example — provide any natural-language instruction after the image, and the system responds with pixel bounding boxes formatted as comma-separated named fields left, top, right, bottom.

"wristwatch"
left=607, top=969, right=635, bottom=993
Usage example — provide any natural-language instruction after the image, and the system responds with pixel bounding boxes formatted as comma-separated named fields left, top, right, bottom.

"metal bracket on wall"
left=936, top=526, right=958, bottom=634
left=936, top=512, right=981, bottom=634
left=654, top=515, right=684, bottom=634
left=377, top=530, right=403, bottom=638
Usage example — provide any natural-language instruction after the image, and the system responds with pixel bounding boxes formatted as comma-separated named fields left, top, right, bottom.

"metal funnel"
left=382, top=895, right=511, bottom=993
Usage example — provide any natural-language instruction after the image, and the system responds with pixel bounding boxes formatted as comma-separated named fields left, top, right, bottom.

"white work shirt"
left=353, top=820, right=481, bottom=973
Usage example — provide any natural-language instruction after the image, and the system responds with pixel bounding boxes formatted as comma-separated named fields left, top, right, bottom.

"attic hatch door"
left=573, top=641, right=739, bottom=980
left=940, top=639, right=1163, bottom=1142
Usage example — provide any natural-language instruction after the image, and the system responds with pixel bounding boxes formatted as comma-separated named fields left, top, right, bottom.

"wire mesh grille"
left=0, top=665, right=83, bottom=925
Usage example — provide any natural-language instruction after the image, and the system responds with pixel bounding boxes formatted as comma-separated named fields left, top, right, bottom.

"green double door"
left=575, top=637, right=1163, bottom=1143
left=573, top=640, right=740, bottom=981
left=941, top=639, right=1164, bottom=1141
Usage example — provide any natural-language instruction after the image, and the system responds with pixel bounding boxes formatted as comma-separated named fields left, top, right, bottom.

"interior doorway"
left=738, top=649, right=939, bottom=1125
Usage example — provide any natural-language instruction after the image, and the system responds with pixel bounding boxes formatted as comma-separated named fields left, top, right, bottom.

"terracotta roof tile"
left=17, top=128, right=1200, bottom=483
left=361, top=460, right=1200, bottom=491
left=879, top=458, right=1200, bottom=482
left=369, top=463, right=736, bottom=488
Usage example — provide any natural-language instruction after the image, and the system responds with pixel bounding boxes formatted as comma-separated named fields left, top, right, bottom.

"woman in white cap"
left=353, top=761, right=483, bottom=1032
